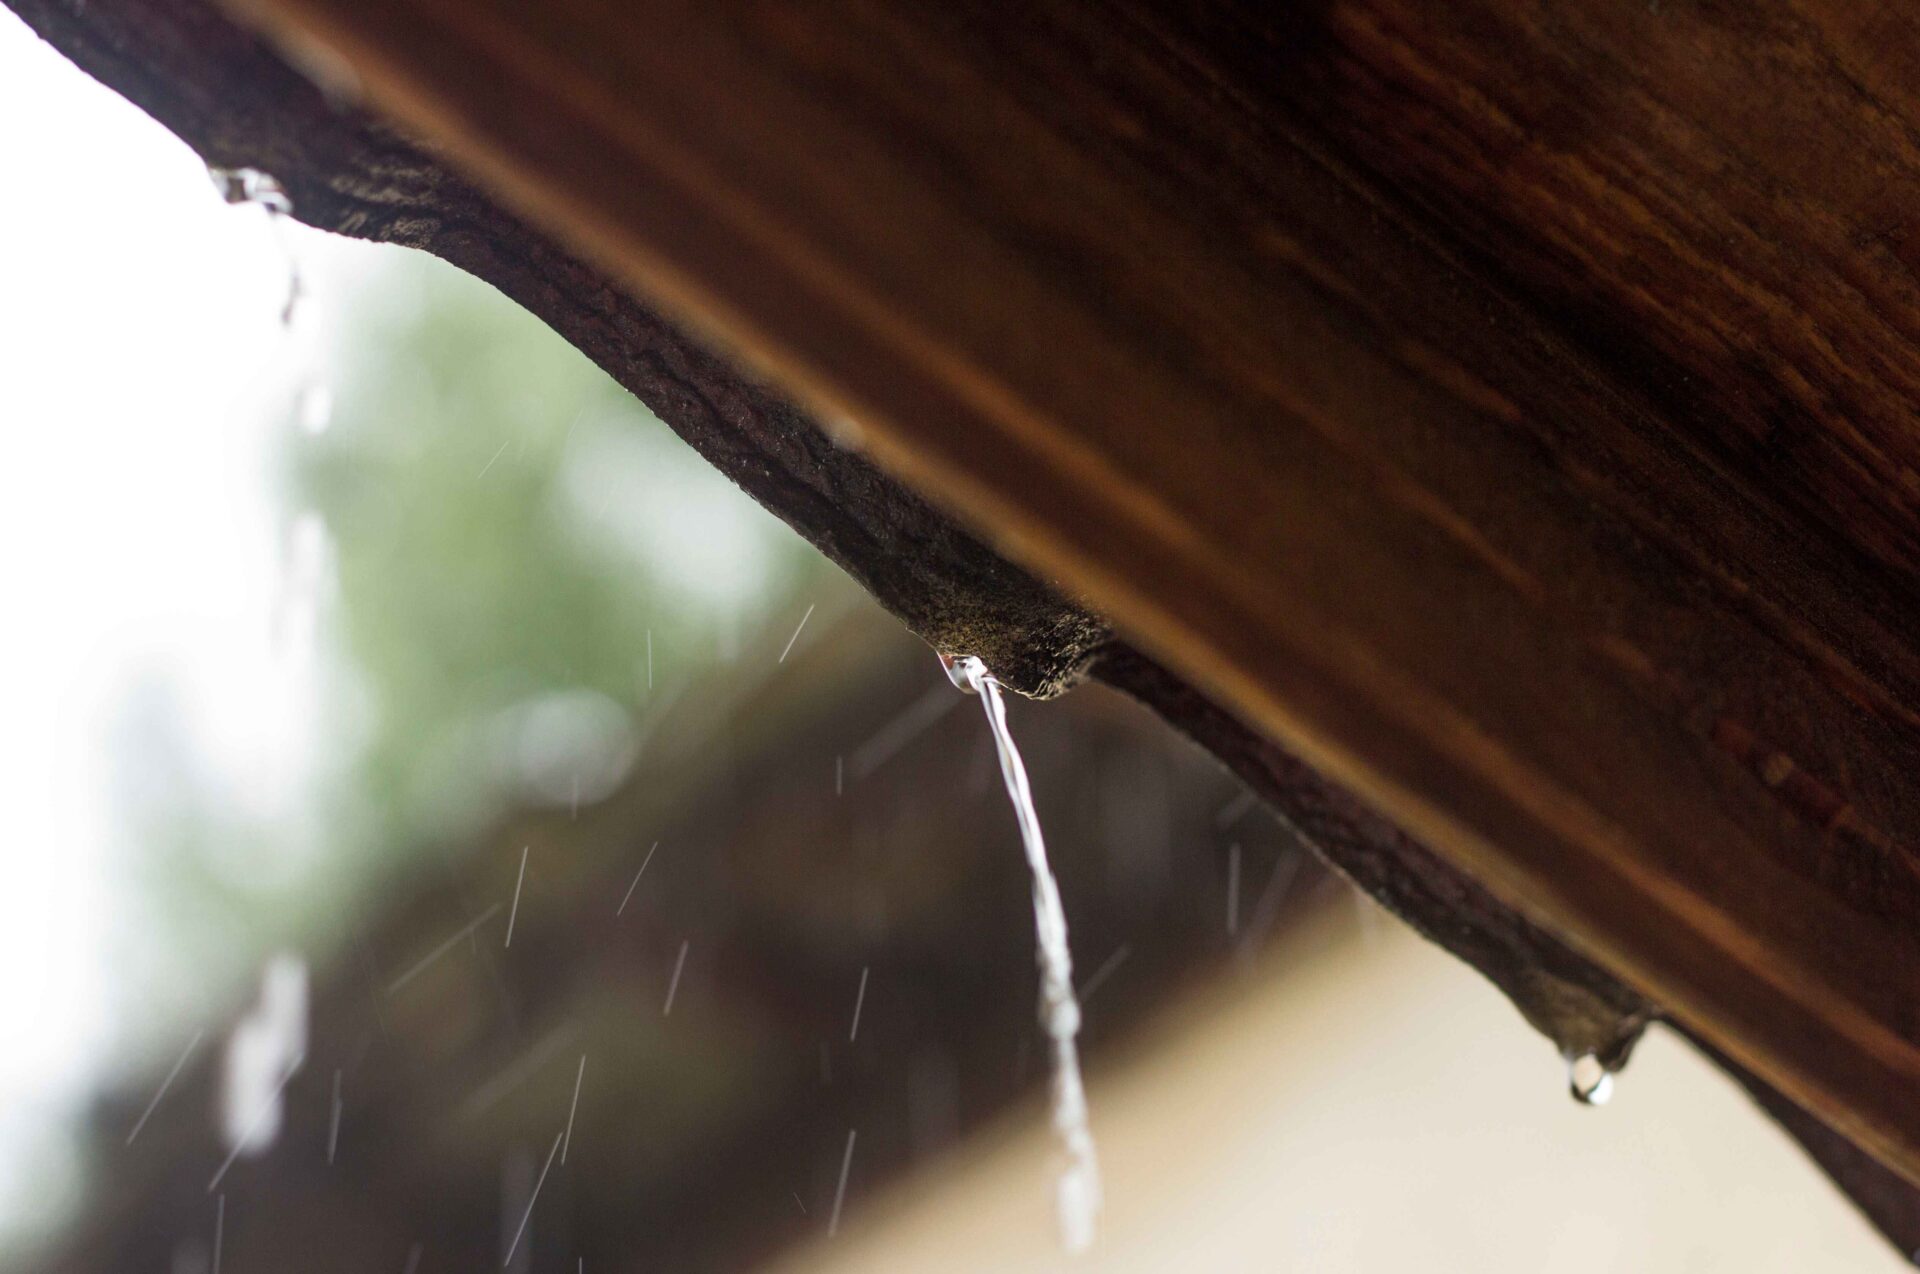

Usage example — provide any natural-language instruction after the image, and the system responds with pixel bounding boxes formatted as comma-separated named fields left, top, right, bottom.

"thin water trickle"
left=211, top=955, right=308, bottom=1190
left=208, top=165, right=303, bottom=326
left=849, top=966, right=870, bottom=1043
left=943, top=652, right=1102, bottom=1253
left=127, top=1028, right=204, bottom=1146
left=561, top=1054, right=586, bottom=1164
left=663, top=939, right=690, bottom=1016
left=504, top=1130, right=563, bottom=1267
left=217, top=955, right=307, bottom=1155
left=327, top=1068, right=342, bottom=1165
left=208, top=166, right=291, bottom=214
left=505, top=846, right=529, bottom=948
left=1567, top=1052, right=1615, bottom=1106
left=829, top=1127, right=857, bottom=1238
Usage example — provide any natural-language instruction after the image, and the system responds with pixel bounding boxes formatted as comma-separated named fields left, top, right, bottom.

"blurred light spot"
left=219, top=954, right=308, bottom=1158
left=557, top=417, right=780, bottom=613
left=491, top=688, right=638, bottom=810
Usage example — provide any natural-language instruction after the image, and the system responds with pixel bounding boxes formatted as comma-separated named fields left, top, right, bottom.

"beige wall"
left=778, top=908, right=1903, bottom=1273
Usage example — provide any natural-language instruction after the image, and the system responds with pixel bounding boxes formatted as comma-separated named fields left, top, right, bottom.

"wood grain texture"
left=199, top=0, right=1920, bottom=1183
left=2, top=0, right=1651, bottom=1135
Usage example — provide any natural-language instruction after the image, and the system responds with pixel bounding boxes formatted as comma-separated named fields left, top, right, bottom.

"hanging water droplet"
left=208, top=165, right=303, bottom=325
left=1567, top=1052, right=1614, bottom=1106
left=207, top=165, right=291, bottom=214
left=208, top=167, right=245, bottom=203
left=937, top=649, right=976, bottom=692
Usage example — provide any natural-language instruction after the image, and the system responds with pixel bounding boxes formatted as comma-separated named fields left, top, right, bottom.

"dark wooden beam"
left=11, top=0, right=1920, bottom=1254
left=5, top=0, right=1658, bottom=1076
left=182, top=0, right=1920, bottom=1185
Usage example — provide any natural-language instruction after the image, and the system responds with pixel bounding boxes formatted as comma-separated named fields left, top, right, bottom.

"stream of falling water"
left=206, top=164, right=319, bottom=1180
left=944, top=654, right=1102, bottom=1253
left=208, top=166, right=302, bottom=325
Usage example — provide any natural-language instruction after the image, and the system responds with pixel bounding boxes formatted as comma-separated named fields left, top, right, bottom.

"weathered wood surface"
left=5, top=0, right=1658, bottom=1078
left=177, top=0, right=1920, bottom=1186
left=10, top=0, right=1920, bottom=1254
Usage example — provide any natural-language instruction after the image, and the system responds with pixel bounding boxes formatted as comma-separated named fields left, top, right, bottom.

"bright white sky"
left=0, top=14, right=787, bottom=1247
left=0, top=10, right=379, bottom=1232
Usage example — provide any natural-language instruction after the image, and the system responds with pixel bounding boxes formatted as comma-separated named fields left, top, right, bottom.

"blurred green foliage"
left=124, top=248, right=830, bottom=1031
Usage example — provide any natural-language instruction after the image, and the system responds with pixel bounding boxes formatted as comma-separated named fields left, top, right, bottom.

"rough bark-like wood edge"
left=1091, top=644, right=1649, bottom=1068
left=1095, top=643, right=1920, bottom=1256
left=10, top=0, right=1915, bottom=1255
left=5, top=0, right=1105, bottom=699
